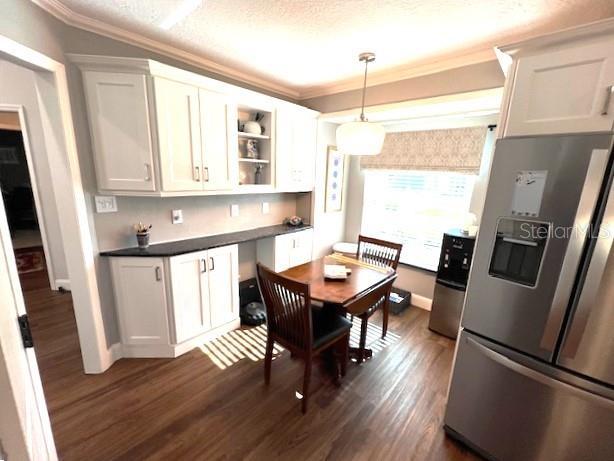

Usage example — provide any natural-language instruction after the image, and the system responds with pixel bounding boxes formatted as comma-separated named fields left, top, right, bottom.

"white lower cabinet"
left=110, top=244, right=240, bottom=358
left=207, top=245, right=240, bottom=328
left=256, top=228, right=314, bottom=272
left=110, top=257, right=170, bottom=346
left=168, top=250, right=211, bottom=344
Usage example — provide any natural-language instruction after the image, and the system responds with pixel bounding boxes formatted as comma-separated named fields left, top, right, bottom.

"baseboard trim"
left=121, top=318, right=242, bottom=359
left=55, top=278, right=71, bottom=291
left=411, top=294, right=433, bottom=311
left=90, top=342, right=123, bottom=374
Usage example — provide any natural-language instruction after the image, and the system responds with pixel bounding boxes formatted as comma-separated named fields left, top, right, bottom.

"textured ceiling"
left=55, top=0, right=614, bottom=96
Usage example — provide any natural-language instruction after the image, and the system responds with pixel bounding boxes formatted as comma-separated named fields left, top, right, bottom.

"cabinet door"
left=154, top=77, right=203, bottom=191
left=169, top=251, right=210, bottom=343
left=291, top=111, right=317, bottom=191
left=207, top=245, right=239, bottom=329
left=506, top=39, right=614, bottom=136
left=82, top=71, right=156, bottom=191
left=273, top=233, right=293, bottom=271
left=275, top=105, right=294, bottom=190
left=289, top=229, right=314, bottom=268
left=199, top=89, right=238, bottom=190
left=110, top=258, right=169, bottom=345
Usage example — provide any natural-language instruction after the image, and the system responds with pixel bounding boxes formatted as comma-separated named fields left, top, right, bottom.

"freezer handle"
left=539, top=148, right=609, bottom=352
left=467, top=337, right=614, bottom=410
left=561, top=180, right=614, bottom=359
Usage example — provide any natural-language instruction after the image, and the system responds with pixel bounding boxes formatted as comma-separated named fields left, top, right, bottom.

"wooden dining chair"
left=349, top=277, right=396, bottom=363
left=256, top=263, right=352, bottom=413
left=356, top=235, right=402, bottom=340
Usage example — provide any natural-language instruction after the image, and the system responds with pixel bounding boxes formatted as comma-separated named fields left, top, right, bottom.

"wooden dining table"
left=280, top=254, right=397, bottom=361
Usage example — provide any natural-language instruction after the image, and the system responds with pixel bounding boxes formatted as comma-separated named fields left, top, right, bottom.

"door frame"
left=0, top=177, right=57, bottom=460
left=0, top=34, right=112, bottom=374
left=0, top=104, right=58, bottom=290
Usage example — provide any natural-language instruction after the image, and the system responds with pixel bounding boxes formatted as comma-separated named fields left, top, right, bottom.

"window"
left=361, top=170, right=476, bottom=271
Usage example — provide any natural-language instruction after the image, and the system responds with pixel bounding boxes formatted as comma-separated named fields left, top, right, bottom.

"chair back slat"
left=257, top=263, right=312, bottom=350
left=357, top=235, right=402, bottom=270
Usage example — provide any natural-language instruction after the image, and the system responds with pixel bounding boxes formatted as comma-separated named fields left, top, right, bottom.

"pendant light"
left=336, top=52, right=385, bottom=156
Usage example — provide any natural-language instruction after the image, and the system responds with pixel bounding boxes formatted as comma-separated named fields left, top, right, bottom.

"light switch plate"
left=262, top=202, right=270, bottom=214
left=230, top=204, right=239, bottom=217
left=172, top=209, right=183, bottom=224
left=94, top=195, right=117, bottom=213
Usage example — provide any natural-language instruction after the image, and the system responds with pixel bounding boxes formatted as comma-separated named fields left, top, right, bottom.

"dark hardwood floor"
left=23, top=270, right=481, bottom=461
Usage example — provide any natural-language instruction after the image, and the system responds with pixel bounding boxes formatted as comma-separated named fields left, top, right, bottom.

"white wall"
left=310, top=121, right=349, bottom=257
left=0, top=59, right=69, bottom=284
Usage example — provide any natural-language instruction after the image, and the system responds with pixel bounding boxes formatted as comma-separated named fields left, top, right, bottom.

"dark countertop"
left=100, top=224, right=312, bottom=258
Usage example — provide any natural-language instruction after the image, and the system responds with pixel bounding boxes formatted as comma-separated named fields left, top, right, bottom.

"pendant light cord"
left=360, top=58, right=369, bottom=122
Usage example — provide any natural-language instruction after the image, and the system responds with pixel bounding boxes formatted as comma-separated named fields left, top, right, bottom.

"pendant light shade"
left=336, top=52, right=385, bottom=156
left=336, top=120, right=385, bottom=156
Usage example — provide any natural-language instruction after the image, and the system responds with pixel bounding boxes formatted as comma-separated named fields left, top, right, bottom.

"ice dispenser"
left=489, top=218, right=549, bottom=287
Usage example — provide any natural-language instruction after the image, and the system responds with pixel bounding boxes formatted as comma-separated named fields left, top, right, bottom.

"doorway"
left=0, top=114, right=56, bottom=292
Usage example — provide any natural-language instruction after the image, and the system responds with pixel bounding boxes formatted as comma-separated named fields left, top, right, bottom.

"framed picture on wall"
left=325, top=145, right=345, bottom=212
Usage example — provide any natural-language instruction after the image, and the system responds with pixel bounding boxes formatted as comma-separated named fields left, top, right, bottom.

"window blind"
left=361, top=170, right=476, bottom=271
left=360, top=126, right=487, bottom=174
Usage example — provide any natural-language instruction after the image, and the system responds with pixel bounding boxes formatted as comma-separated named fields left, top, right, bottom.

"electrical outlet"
left=94, top=195, right=117, bottom=213
left=171, top=209, right=183, bottom=224
left=230, top=204, right=239, bottom=217
left=262, top=202, right=270, bottom=214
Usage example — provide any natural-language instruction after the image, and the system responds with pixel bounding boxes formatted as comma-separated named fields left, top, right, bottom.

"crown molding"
left=497, top=16, right=614, bottom=57
left=32, top=0, right=502, bottom=102
left=297, top=48, right=497, bottom=100
left=31, top=0, right=301, bottom=99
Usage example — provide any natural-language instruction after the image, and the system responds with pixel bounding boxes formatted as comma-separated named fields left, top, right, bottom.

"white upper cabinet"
left=82, top=71, right=157, bottom=192
left=199, top=89, right=238, bottom=190
left=75, top=55, right=319, bottom=196
left=276, top=104, right=318, bottom=192
left=502, top=31, right=614, bottom=137
left=154, top=77, right=203, bottom=192
left=292, top=110, right=317, bottom=190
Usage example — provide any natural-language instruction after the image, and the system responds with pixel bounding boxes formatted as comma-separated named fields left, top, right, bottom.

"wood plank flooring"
left=24, top=274, right=481, bottom=461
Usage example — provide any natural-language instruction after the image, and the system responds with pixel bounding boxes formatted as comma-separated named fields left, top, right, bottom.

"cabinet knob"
left=155, top=266, right=162, bottom=281
left=602, top=85, right=614, bottom=116
left=194, top=166, right=201, bottom=182
left=144, top=163, right=152, bottom=181
left=204, top=167, right=210, bottom=182
left=209, top=256, right=215, bottom=271
left=200, top=258, right=207, bottom=273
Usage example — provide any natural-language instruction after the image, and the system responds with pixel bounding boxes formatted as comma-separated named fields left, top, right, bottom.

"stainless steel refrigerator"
left=444, top=134, right=614, bottom=461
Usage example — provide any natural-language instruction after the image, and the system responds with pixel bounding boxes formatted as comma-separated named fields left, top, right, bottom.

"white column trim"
left=0, top=34, right=114, bottom=374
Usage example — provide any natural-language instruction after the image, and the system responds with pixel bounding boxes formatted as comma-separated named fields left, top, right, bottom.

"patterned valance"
left=360, top=126, right=487, bottom=174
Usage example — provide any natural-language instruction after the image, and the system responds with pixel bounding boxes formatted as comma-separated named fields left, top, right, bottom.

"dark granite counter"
left=100, top=224, right=312, bottom=258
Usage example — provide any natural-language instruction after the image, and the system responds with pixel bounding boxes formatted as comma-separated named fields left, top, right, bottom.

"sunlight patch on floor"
left=200, top=317, right=400, bottom=370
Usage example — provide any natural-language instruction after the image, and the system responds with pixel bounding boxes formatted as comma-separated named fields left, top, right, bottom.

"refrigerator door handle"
left=561, top=180, right=614, bottom=359
left=467, top=337, right=614, bottom=411
left=539, top=148, right=609, bottom=352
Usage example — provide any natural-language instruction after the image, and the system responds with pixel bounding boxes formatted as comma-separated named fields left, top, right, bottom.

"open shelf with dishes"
left=237, top=105, right=274, bottom=187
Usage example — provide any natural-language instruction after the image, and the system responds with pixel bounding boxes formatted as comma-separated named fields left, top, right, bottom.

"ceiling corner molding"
left=297, top=48, right=497, bottom=100
left=31, top=0, right=301, bottom=99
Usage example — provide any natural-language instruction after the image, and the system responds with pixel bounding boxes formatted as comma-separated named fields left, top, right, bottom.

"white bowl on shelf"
left=242, top=121, right=262, bottom=134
